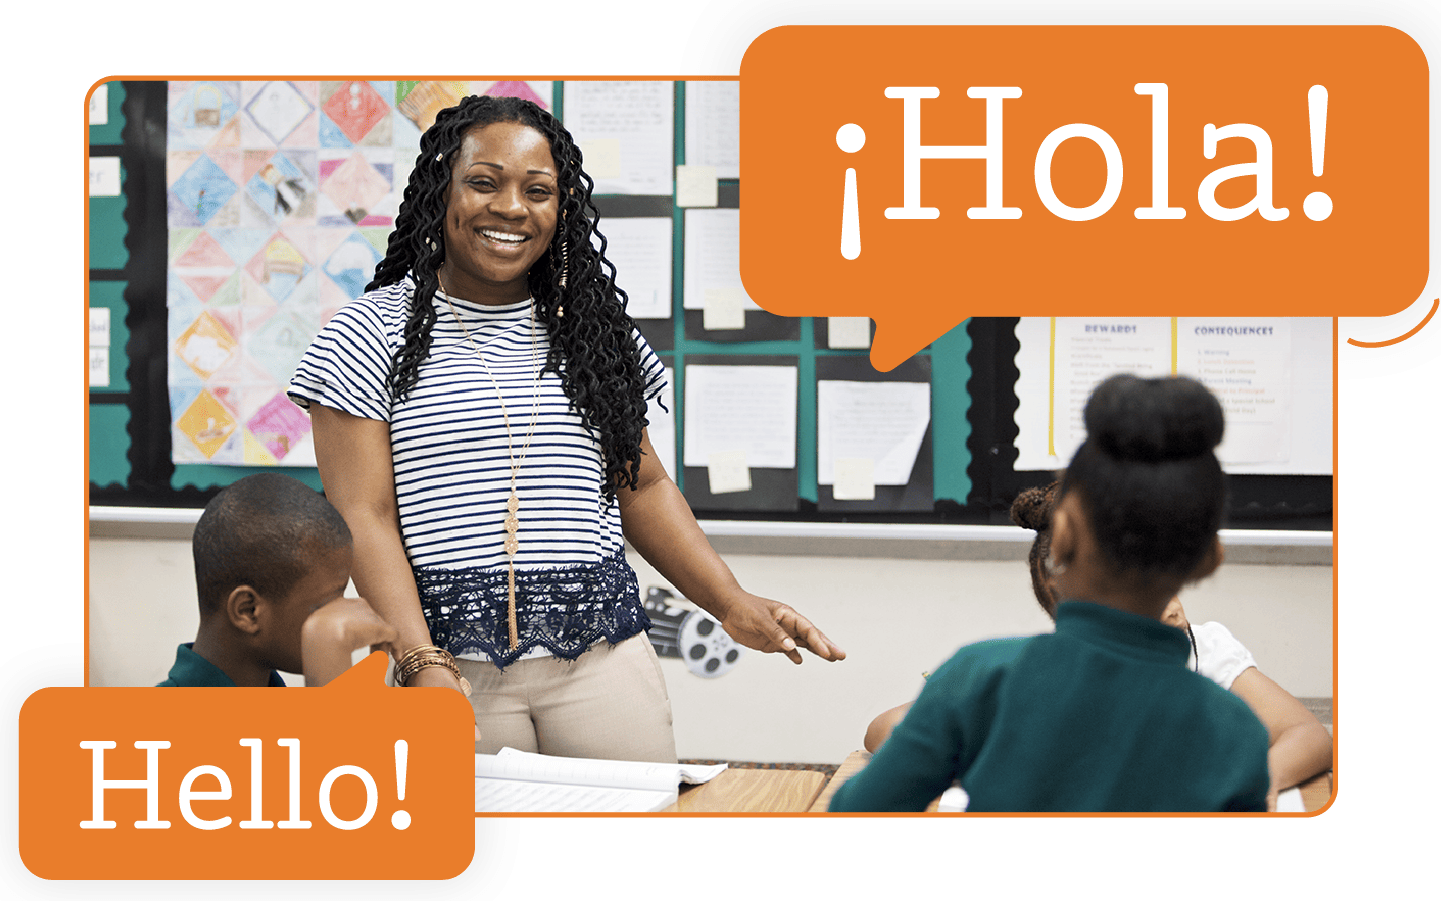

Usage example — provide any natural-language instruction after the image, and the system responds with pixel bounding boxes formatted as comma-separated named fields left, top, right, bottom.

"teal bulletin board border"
left=88, top=194, right=128, bottom=271
left=88, top=82, right=126, bottom=145
left=88, top=81, right=131, bottom=490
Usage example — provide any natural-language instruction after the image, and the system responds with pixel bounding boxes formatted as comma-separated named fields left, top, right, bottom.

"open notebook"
left=474, top=748, right=728, bottom=813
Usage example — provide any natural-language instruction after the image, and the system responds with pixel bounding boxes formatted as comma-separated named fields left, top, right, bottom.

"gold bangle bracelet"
left=393, top=645, right=471, bottom=696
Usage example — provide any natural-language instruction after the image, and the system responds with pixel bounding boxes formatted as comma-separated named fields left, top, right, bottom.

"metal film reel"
left=678, top=610, right=744, bottom=679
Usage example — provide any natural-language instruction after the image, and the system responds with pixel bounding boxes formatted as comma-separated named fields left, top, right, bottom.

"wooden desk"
left=661, top=767, right=827, bottom=813
left=813, top=750, right=1335, bottom=813
left=1296, top=772, right=1333, bottom=812
left=810, top=750, right=871, bottom=812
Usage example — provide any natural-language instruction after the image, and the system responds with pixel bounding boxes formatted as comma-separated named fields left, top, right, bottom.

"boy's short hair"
left=192, top=473, right=352, bottom=616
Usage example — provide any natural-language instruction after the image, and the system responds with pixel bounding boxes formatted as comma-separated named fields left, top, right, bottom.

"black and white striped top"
left=288, top=277, right=666, bottom=666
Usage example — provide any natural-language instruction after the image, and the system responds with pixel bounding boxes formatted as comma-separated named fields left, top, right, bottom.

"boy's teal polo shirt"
left=156, top=643, right=288, bottom=687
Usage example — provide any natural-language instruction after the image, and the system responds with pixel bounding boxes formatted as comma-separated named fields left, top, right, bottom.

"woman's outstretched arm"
left=618, top=429, right=845, bottom=663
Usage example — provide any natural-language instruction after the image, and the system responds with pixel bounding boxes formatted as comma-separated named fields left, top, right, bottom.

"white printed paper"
left=1176, top=318, right=1292, bottom=465
left=89, top=307, right=111, bottom=347
left=683, top=209, right=761, bottom=312
left=90, top=84, right=108, bottom=125
left=89, top=348, right=110, bottom=388
left=563, top=81, right=674, bottom=195
left=645, top=368, right=676, bottom=478
left=817, top=380, right=930, bottom=486
left=1013, top=317, right=1330, bottom=475
left=89, top=156, right=121, bottom=197
left=684, top=81, right=740, bottom=179
left=1013, top=317, right=1172, bottom=469
left=683, top=364, right=797, bottom=469
left=595, top=217, right=672, bottom=319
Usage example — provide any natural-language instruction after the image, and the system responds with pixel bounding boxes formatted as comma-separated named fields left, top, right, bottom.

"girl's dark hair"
left=1010, top=481, right=1061, bottom=616
left=1011, top=479, right=1209, bottom=672
left=1059, top=373, right=1227, bottom=579
left=368, top=94, right=649, bottom=495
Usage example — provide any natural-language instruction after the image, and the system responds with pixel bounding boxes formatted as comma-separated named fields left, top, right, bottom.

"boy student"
left=157, top=473, right=396, bottom=688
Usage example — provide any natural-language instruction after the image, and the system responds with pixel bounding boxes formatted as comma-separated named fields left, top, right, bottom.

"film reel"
left=643, top=586, right=745, bottom=678
left=678, top=609, right=744, bottom=679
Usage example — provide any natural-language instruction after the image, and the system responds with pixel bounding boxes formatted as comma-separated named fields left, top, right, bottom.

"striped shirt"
left=288, top=277, right=666, bottom=666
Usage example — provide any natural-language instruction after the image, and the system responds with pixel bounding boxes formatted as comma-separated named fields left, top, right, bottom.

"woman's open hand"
left=716, top=591, right=846, bottom=664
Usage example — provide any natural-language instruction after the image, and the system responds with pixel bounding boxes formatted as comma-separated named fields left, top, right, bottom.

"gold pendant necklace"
left=440, top=280, right=541, bottom=651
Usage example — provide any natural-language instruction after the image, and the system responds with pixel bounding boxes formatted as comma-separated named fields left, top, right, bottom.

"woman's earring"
left=556, top=236, right=569, bottom=318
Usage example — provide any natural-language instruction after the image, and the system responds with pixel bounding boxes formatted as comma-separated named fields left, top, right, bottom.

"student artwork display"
left=1013, top=317, right=1332, bottom=475
left=164, top=80, right=553, bottom=466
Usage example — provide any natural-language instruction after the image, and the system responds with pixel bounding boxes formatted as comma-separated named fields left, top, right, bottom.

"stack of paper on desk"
left=474, top=748, right=728, bottom=813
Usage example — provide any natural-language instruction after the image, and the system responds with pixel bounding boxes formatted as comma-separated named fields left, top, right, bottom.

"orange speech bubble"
left=19, top=652, right=474, bottom=880
left=740, top=26, right=1429, bottom=370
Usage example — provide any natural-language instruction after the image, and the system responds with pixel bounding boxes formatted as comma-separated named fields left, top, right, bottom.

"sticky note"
left=828, top=317, right=872, bottom=349
left=704, top=287, right=746, bottom=331
left=833, top=457, right=876, bottom=500
left=675, top=164, right=718, bottom=207
left=707, top=450, right=752, bottom=494
left=89, top=348, right=110, bottom=388
left=581, top=138, right=622, bottom=179
left=89, top=156, right=120, bottom=197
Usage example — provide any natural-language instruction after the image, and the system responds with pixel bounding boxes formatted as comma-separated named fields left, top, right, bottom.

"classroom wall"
left=89, top=532, right=1332, bottom=764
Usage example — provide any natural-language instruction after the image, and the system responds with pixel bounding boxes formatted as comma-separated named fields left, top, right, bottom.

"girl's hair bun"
left=1010, top=481, right=1059, bottom=532
left=1083, top=374, right=1224, bottom=463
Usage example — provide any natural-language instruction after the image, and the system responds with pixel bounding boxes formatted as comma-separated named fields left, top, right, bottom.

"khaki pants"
left=455, top=633, right=677, bottom=764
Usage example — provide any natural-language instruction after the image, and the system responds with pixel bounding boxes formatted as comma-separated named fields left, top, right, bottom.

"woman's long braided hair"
left=368, top=95, right=649, bottom=496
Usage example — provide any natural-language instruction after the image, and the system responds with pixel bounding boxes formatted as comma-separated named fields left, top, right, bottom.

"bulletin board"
left=87, top=80, right=1332, bottom=530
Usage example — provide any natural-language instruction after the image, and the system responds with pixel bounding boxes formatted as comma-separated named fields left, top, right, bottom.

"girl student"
left=831, top=373, right=1269, bottom=812
left=865, top=480, right=1332, bottom=811
left=1017, top=481, right=1331, bottom=809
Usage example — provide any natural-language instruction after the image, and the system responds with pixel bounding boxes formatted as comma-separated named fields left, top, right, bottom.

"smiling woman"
left=286, top=95, right=844, bottom=765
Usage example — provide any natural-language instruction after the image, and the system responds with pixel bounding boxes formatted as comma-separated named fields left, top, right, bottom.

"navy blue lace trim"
left=414, top=551, right=651, bottom=669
